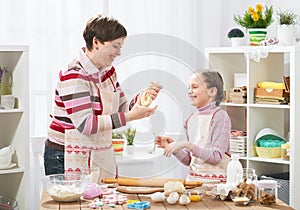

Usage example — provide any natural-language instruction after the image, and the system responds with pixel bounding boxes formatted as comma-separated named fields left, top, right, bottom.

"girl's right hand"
left=155, top=136, right=174, bottom=148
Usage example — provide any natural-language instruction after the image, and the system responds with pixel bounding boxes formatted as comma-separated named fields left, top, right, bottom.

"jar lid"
left=258, top=180, right=277, bottom=188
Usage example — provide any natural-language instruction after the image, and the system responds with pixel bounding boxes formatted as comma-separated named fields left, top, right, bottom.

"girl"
left=155, top=70, right=231, bottom=182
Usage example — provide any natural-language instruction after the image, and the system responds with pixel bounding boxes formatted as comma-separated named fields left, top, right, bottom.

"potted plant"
left=277, top=10, right=299, bottom=45
left=234, top=4, right=274, bottom=46
left=227, top=28, right=245, bottom=47
left=0, top=67, right=13, bottom=95
left=0, top=66, right=15, bottom=109
left=112, top=130, right=125, bottom=155
left=123, top=127, right=136, bottom=154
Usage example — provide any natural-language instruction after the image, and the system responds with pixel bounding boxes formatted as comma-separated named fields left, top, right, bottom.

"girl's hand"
left=164, top=141, right=188, bottom=158
left=155, top=136, right=174, bottom=148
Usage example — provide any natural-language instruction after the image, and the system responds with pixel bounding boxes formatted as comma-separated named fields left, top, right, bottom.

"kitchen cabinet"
left=0, top=45, right=29, bottom=209
left=205, top=46, right=299, bottom=209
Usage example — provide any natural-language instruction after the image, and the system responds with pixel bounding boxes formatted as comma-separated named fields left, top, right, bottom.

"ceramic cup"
left=1, top=95, right=15, bottom=109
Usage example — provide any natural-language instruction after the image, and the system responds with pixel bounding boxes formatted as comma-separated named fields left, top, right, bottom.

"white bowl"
left=0, top=155, right=11, bottom=167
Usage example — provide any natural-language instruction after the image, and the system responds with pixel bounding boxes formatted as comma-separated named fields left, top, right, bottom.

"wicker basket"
left=255, top=146, right=281, bottom=158
left=254, top=128, right=286, bottom=158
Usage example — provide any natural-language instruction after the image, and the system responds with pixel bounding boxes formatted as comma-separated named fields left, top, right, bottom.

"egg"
left=150, top=192, right=165, bottom=202
left=167, top=192, right=179, bottom=204
left=179, top=194, right=190, bottom=205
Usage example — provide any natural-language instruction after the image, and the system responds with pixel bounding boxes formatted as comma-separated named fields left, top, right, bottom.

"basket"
left=254, top=128, right=286, bottom=158
left=255, top=128, right=286, bottom=144
left=255, top=146, right=281, bottom=158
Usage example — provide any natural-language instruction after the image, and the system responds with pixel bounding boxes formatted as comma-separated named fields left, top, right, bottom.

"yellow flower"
left=234, top=4, right=273, bottom=29
left=256, top=4, right=263, bottom=13
left=248, top=7, right=255, bottom=14
left=252, top=13, right=260, bottom=21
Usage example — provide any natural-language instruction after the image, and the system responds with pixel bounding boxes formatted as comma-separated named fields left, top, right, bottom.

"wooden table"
left=39, top=190, right=294, bottom=210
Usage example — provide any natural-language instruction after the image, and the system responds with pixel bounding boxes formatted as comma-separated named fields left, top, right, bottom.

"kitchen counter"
left=39, top=190, right=294, bottom=210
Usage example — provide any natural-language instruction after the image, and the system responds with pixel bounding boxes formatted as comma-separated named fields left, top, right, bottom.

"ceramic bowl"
left=0, top=155, right=11, bottom=167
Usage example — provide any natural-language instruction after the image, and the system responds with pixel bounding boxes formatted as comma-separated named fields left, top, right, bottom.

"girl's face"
left=188, top=73, right=213, bottom=108
left=94, top=37, right=125, bottom=69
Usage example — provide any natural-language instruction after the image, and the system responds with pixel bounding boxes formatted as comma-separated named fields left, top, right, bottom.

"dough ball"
left=140, top=91, right=152, bottom=107
left=164, top=181, right=185, bottom=195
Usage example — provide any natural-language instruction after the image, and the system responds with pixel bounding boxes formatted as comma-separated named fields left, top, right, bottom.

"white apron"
left=186, top=110, right=230, bottom=183
left=64, top=87, right=120, bottom=181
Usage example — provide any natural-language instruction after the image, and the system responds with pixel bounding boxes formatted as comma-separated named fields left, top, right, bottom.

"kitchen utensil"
left=101, top=177, right=202, bottom=188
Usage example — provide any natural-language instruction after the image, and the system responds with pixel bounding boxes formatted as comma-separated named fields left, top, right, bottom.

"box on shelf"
left=254, top=88, right=289, bottom=98
left=234, top=73, right=247, bottom=88
left=254, top=76, right=290, bottom=105
left=229, top=87, right=247, bottom=104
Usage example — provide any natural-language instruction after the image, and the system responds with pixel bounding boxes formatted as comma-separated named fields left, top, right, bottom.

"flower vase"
left=112, top=139, right=125, bottom=155
left=231, top=37, right=244, bottom=47
left=126, top=145, right=135, bottom=154
left=277, top=25, right=296, bottom=46
left=248, top=28, right=267, bottom=46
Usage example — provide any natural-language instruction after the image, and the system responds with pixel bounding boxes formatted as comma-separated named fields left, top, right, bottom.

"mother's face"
left=95, top=37, right=125, bottom=68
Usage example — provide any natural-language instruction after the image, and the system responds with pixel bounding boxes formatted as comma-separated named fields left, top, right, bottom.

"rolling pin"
left=101, top=177, right=202, bottom=187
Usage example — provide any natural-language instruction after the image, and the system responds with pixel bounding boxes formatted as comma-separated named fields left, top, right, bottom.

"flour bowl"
left=42, top=172, right=89, bottom=202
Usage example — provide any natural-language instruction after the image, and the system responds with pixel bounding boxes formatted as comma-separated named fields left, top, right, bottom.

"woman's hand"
left=126, top=95, right=158, bottom=121
left=146, top=82, right=163, bottom=100
left=155, top=136, right=174, bottom=149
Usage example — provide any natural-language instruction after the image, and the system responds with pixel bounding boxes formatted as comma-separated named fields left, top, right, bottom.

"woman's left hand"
left=146, top=82, right=163, bottom=100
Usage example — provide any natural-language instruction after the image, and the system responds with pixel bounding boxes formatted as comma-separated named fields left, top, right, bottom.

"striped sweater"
left=175, top=102, right=231, bottom=165
left=48, top=48, right=131, bottom=146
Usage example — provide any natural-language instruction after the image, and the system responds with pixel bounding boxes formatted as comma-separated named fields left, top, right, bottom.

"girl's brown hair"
left=195, top=69, right=224, bottom=106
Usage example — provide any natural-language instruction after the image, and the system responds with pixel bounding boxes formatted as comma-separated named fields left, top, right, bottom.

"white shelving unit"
left=0, top=45, right=29, bottom=209
left=205, top=46, right=299, bottom=209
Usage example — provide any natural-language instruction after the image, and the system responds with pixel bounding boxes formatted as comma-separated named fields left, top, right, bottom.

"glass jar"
left=281, top=143, right=290, bottom=161
left=258, top=180, right=277, bottom=206
left=235, top=168, right=257, bottom=202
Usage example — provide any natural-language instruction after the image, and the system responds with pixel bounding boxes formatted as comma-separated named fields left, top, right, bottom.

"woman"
left=44, top=14, right=162, bottom=179
left=155, top=70, right=231, bottom=182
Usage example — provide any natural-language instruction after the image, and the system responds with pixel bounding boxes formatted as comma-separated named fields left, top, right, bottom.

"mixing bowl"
left=42, top=172, right=89, bottom=202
